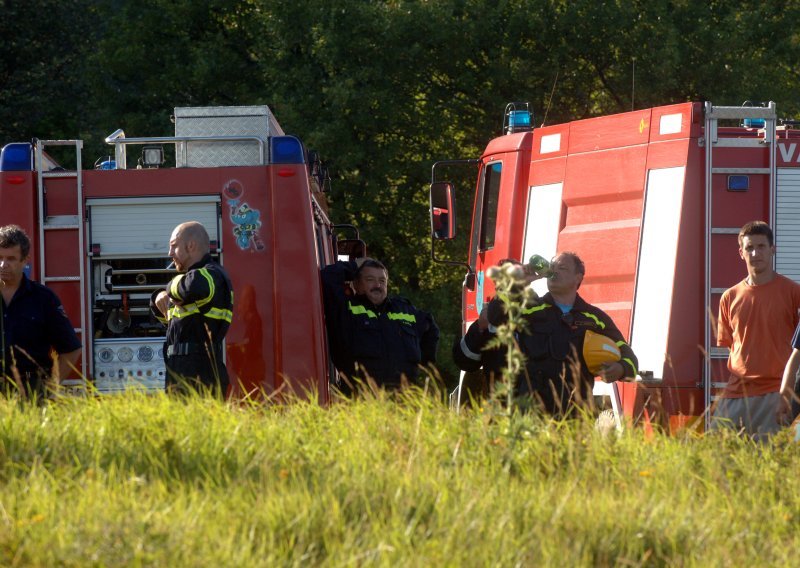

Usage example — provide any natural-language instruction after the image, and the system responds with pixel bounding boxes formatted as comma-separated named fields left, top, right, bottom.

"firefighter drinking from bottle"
left=456, top=252, right=638, bottom=417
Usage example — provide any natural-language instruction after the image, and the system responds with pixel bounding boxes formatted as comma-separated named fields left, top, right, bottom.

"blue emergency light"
left=0, top=143, right=33, bottom=171
left=504, top=102, right=533, bottom=135
left=271, top=136, right=305, bottom=164
left=743, top=118, right=766, bottom=129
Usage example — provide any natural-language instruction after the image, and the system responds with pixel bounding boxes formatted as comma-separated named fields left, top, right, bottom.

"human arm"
left=320, top=260, right=360, bottom=307
left=594, top=312, right=638, bottom=382
left=53, top=348, right=81, bottom=383
left=778, top=348, right=800, bottom=425
left=453, top=317, right=493, bottom=372
left=419, top=310, right=439, bottom=366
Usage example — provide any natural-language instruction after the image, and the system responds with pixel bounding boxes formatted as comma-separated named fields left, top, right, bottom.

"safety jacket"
left=485, top=291, right=638, bottom=416
left=321, top=261, right=439, bottom=391
left=150, top=254, right=233, bottom=393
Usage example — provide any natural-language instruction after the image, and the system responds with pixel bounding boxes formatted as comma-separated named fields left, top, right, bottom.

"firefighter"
left=151, top=221, right=233, bottom=397
left=481, top=252, right=638, bottom=417
left=321, top=258, right=439, bottom=394
left=0, top=225, right=81, bottom=400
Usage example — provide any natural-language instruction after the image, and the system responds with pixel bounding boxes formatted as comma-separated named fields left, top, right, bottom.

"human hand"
left=478, top=306, right=489, bottom=331
left=598, top=361, right=624, bottom=383
left=777, top=390, right=793, bottom=425
left=155, top=290, right=171, bottom=316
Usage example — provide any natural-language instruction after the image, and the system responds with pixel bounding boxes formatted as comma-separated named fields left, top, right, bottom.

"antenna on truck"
left=541, top=70, right=559, bottom=127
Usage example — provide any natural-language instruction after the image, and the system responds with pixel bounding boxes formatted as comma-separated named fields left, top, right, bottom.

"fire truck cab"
left=432, top=101, right=800, bottom=430
left=0, top=106, right=344, bottom=401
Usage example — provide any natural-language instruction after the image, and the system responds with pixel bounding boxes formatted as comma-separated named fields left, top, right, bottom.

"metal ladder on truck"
left=703, top=102, right=777, bottom=429
left=34, top=139, right=88, bottom=394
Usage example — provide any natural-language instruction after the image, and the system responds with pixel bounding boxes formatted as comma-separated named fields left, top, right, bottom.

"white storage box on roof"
left=174, top=105, right=284, bottom=168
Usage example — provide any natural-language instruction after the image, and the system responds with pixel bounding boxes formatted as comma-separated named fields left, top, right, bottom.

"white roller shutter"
left=776, top=169, right=800, bottom=283
left=87, top=196, right=220, bottom=257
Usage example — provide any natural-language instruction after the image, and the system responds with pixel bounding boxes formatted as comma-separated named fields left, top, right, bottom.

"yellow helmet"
left=583, top=330, right=621, bottom=375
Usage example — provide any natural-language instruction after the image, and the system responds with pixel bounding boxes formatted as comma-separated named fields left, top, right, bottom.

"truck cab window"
left=479, top=162, right=502, bottom=250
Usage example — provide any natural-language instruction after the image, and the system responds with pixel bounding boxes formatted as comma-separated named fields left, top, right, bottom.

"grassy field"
left=0, top=387, right=798, bottom=567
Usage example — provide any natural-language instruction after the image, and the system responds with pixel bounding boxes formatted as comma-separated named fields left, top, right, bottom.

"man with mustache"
left=321, top=258, right=439, bottom=395
left=0, top=224, right=81, bottom=400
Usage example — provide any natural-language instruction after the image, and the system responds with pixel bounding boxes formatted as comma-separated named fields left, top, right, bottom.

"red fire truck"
left=0, top=106, right=350, bottom=401
left=431, top=101, right=800, bottom=431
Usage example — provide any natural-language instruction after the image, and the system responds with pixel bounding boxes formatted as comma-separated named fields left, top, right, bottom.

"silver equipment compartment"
left=174, top=105, right=284, bottom=167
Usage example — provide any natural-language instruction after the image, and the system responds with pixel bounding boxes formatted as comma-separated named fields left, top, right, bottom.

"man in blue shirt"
left=0, top=225, right=81, bottom=399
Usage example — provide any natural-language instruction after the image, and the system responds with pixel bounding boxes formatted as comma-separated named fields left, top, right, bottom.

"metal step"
left=43, top=276, right=81, bottom=283
left=42, top=171, right=79, bottom=179
left=38, top=139, right=84, bottom=147
left=709, top=347, right=729, bottom=359
left=711, top=167, right=771, bottom=175
left=705, top=104, right=776, bottom=120
left=44, top=215, right=80, bottom=229
left=711, top=138, right=770, bottom=148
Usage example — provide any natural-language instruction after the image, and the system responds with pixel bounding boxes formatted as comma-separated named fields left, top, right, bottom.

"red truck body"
left=0, top=106, right=337, bottom=401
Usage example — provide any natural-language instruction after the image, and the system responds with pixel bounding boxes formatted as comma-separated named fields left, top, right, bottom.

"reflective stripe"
left=580, top=311, right=605, bottom=329
left=615, top=340, right=627, bottom=347
left=169, top=274, right=185, bottom=300
left=388, top=312, right=416, bottom=323
left=155, top=314, right=168, bottom=324
left=348, top=302, right=377, bottom=318
left=196, top=268, right=216, bottom=307
left=522, top=303, right=550, bottom=315
left=460, top=337, right=482, bottom=361
left=206, top=307, right=233, bottom=323
left=168, top=303, right=201, bottom=319
left=622, top=357, right=638, bottom=377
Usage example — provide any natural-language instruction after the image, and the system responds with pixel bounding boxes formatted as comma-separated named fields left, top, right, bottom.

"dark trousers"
left=165, top=350, right=229, bottom=399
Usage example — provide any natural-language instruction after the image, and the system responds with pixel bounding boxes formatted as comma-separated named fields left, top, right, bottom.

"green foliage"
left=4, top=1, right=800, bottom=381
left=1, top=393, right=799, bottom=565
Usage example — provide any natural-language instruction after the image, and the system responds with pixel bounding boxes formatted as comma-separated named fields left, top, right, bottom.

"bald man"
left=151, top=221, right=234, bottom=397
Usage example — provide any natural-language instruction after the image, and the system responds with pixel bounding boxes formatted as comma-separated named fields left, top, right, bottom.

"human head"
left=169, top=221, right=210, bottom=272
left=547, top=251, right=585, bottom=294
left=738, top=220, right=773, bottom=248
left=354, top=258, right=389, bottom=306
left=0, top=225, right=31, bottom=289
left=738, top=221, right=775, bottom=279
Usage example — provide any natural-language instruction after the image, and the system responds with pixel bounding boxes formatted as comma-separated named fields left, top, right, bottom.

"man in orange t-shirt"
left=713, top=221, right=800, bottom=440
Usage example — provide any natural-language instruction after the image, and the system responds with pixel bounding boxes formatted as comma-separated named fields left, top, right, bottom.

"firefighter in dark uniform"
left=151, top=221, right=233, bottom=397
left=0, top=225, right=81, bottom=399
left=321, top=258, right=439, bottom=394
left=469, top=253, right=638, bottom=417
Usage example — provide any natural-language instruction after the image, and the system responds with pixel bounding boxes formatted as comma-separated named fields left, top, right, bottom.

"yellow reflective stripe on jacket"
left=195, top=268, right=216, bottom=307
left=622, top=357, right=638, bottom=377
left=206, top=307, right=233, bottom=323
left=580, top=311, right=605, bottom=329
left=168, top=303, right=201, bottom=319
left=387, top=312, right=416, bottom=323
left=348, top=301, right=377, bottom=318
left=522, top=303, right=550, bottom=315
left=169, top=275, right=185, bottom=300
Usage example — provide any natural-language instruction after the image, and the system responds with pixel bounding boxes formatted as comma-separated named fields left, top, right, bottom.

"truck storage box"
left=174, top=105, right=284, bottom=168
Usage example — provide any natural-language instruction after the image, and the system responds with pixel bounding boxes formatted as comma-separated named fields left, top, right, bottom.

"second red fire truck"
left=431, top=101, right=800, bottom=430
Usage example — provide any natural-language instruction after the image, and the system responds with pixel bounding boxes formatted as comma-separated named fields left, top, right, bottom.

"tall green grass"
left=0, top=388, right=798, bottom=566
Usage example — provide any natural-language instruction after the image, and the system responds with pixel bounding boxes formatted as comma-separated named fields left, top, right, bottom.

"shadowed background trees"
left=3, top=0, right=800, bottom=382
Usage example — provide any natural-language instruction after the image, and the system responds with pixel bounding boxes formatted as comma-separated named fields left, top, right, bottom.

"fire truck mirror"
left=336, top=238, right=367, bottom=262
left=430, top=181, right=456, bottom=240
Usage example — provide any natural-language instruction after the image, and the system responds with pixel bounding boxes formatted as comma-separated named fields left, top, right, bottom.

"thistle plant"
left=484, top=262, right=539, bottom=415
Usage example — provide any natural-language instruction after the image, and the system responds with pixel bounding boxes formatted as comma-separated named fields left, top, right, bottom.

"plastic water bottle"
left=527, top=254, right=553, bottom=277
